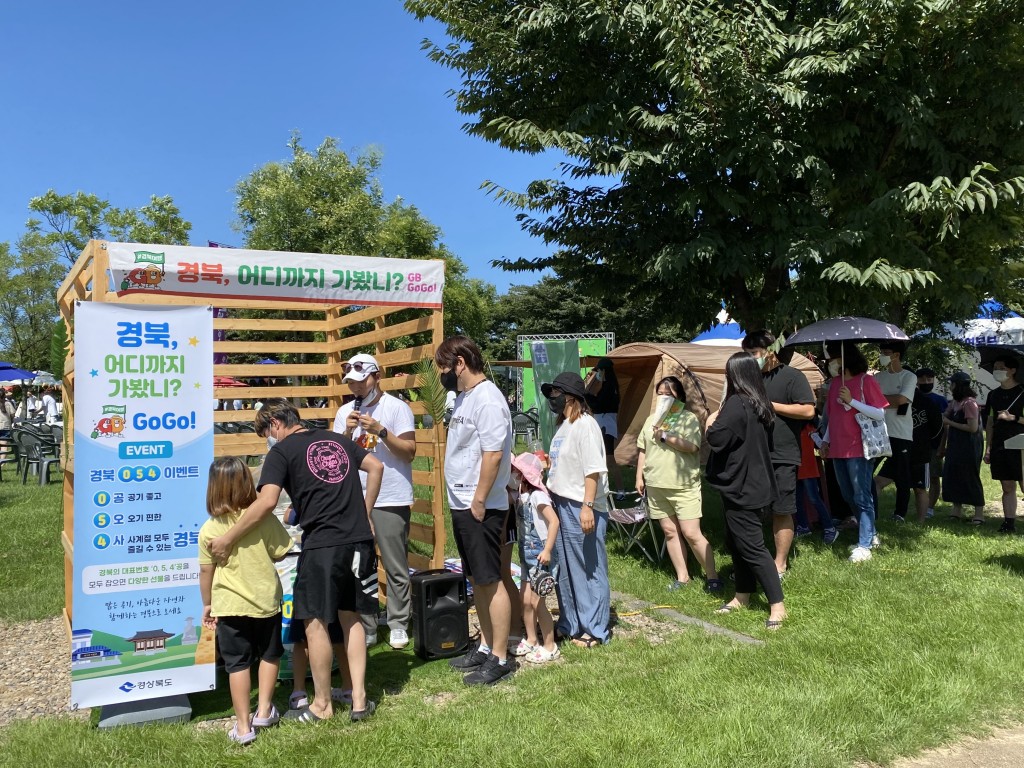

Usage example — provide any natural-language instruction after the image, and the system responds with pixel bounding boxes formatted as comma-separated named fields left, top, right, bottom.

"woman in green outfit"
left=635, top=376, right=722, bottom=592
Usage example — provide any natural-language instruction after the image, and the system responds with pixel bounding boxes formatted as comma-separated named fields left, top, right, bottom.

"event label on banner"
left=107, top=242, right=445, bottom=308
left=71, top=304, right=214, bottom=710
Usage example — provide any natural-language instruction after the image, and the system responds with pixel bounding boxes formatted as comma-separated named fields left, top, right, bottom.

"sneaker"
left=389, top=628, right=409, bottom=649
left=870, top=534, right=881, bottom=548
left=250, top=704, right=280, bottom=728
left=794, top=524, right=812, bottom=538
left=463, top=655, right=515, bottom=686
left=999, top=518, right=1016, bottom=534
left=823, top=527, right=839, bottom=545
left=510, top=638, right=534, bottom=657
left=449, top=641, right=489, bottom=671
left=350, top=700, right=376, bottom=722
left=365, top=632, right=378, bottom=647
left=849, top=546, right=873, bottom=563
left=525, top=646, right=561, bottom=664
left=228, top=724, right=257, bottom=745
left=926, top=508, right=935, bottom=519
left=892, top=514, right=905, bottom=523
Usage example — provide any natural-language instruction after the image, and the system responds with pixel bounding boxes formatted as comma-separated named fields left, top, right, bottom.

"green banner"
left=531, top=339, right=581, bottom=451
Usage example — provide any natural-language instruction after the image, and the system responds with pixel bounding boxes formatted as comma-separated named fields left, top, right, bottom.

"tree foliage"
left=0, top=234, right=66, bottom=370
left=408, top=0, right=1024, bottom=336
left=234, top=134, right=496, bottom=340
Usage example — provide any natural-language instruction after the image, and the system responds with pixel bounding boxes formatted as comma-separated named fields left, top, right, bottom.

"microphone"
left=353, top=396, right=363, bottom=413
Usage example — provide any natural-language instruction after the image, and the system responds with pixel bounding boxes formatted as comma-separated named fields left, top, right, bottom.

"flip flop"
left=715, top=603, right=744, bottom=614
left=571, top=635, right=602, bottom=649
left=765, top=619, right=784, bottom=631
left=284, top=705, right=327, bottom=724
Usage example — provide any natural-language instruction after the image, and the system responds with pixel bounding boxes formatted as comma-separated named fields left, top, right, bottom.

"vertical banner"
left=531, top=339, right=581, bottom=450
left=71, top=304, right=215, bottom=709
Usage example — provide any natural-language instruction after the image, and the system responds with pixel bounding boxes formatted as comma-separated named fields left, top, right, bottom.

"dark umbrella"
left=785, top=317, right=909, bottom=382
left=973, top=343, right=1024, bottom=372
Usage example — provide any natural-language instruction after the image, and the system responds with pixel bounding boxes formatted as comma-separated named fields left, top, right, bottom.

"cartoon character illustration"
left=121, top=265, right=165, bottom=290
left=91, top=408, right=127, bottom=439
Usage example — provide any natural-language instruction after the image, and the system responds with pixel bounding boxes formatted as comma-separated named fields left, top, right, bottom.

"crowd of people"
left=0, top=385, right=61, bottom=435
left=196, top=332, right=1024, bottom=743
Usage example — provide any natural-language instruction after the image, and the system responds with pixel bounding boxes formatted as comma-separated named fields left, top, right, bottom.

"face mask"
left=595, top=370, right=604, bottom=382
left=362, top=385, right=379, bottom=405
left=828, top=360, right=841, bottom=378
left=266, top=435, right=278, bottom=449
left=547, top=394, right=567, bottom=414
left=440, top=370, right=459, bottom=392
left=757, top=355, right=767, bottom=371
left=878, top=354, right=892, bottom=368
left=919, top=383, right=934, bottom=394
left=994, top=370, right=1009, bottom=383
left=507, top=472, right=522, bottom=491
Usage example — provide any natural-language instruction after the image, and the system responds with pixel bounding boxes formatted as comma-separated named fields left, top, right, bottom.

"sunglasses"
left=342, top=362, right=377, bottom=374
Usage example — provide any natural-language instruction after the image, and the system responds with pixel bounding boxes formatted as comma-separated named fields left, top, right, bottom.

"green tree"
left=28, top=190, right=191, bottom=266
left=0, top=233, right=65, bottom=370
left=408, top=0, right=1024, bottom=336
left=234, top=134, right=496, bottom=339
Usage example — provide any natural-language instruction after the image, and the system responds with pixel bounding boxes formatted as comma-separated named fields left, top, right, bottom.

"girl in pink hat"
left=509, top=452, right=561, bottom=663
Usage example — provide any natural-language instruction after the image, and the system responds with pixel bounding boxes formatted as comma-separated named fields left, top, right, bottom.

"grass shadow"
left=984, top=553, right=1024, bottom=578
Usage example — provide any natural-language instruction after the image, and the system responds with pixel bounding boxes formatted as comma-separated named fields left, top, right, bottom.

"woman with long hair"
left=635, top=375, right=721, bottom=592
left=543, top=371, right=611, bottom=647
left=819, top=342, right=889, bottom=563
left=941, top=372, right=985, bottom=522
left=706, top=353, right=785, bottom=629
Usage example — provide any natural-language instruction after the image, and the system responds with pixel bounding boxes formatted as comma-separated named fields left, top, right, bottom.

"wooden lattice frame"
left=57, top=240, right=447, bottom=628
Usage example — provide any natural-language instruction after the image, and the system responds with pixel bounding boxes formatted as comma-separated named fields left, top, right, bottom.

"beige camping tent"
left=604, top=343, right=825, bottom=467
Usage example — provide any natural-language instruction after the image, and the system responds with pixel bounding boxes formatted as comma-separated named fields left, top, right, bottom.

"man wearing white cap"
left=334, top=353, right=417, bottom=649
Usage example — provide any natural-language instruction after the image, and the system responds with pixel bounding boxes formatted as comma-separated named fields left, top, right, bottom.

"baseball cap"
left=342, top=353, right=380, bottom=382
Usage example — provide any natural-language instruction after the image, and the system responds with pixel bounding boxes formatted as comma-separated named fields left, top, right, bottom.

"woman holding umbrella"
left=819, top=342, right=889, bottom=563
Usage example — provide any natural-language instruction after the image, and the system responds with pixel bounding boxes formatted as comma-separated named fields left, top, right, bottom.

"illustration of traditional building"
left=127, top=629, right=174, bottom=654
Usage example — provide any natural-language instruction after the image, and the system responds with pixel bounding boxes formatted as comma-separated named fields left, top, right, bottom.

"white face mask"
left=267, top=435, right=278, bottom=449
left=828, top=360, right=842, bottom=377
left=507, top=472, right=522, bottom=491
left=994, top=370, right=1009, bottom=383
left=878, top=354, right=892, bottom=368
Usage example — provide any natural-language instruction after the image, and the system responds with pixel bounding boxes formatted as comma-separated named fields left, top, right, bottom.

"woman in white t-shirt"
left=543, top=371, right=610, bottom=648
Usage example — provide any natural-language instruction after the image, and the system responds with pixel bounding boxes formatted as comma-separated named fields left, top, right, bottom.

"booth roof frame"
left=56, top=240, right=448, bottom=633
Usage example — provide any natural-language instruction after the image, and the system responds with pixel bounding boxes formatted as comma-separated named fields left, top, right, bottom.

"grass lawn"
left=3, top=473, right=1024, bottom=767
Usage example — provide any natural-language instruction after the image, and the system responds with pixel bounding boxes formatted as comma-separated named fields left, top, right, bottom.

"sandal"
left=704, top=578, right=724, bottom=593
left=970, top=518, right=985, bottom=526
left=765, top=619, right=784, bottom=631
left=228, top=725, right=257, bottom=745
left=250, top=704, right=280, bottom=728
left=714, top=602, right=744, bottom=614
left=571, top=635, right=602, bottom=649
left=283, top=705, right=328, bottom=724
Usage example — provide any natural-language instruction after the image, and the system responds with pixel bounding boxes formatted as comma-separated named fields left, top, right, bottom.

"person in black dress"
left=984, top=355, right=1024, bottom=533
left=940, top=373, right=985, bottom=523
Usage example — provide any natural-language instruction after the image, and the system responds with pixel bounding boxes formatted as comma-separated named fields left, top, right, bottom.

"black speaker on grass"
left=411, top=569, right=469, bottom=660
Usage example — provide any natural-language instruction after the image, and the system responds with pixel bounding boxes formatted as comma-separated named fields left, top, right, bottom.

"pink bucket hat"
left=511, top=452, right=547, bottom=494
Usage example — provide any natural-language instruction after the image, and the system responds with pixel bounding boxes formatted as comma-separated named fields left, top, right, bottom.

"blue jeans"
left=794, top=478, right=835, bottom=531
left=833, top=457, right=876, bottom=549
left=551, top=494, right=610, bottom=643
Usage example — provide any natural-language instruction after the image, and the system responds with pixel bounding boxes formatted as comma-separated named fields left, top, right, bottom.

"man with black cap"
left=334, top=352, right=417, bottom=649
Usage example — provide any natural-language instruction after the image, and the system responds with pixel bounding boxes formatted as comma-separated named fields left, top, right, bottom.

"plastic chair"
left=13, top=429, right=60, bottom=485
left=606, top=492, right=665, bottom=565
left=0, top=437, right=20, bottom=481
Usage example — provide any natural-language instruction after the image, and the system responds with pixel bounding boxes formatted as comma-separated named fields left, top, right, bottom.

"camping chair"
left=13, top=429, right=60, bottom=485
left=0, top=437, right=21, bottom=482
left=606, top=492, right=665, bottom=565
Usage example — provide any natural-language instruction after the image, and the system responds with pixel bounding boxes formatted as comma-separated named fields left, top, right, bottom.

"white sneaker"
left=870, top=535, right=881, bottom=548
left=389, top=628, right=409, bottom=649
left=849, top=546, right=873, bottom=563
left=365, top=632, right=378, bottom=647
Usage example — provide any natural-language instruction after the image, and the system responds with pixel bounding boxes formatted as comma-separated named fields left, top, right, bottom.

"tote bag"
left=854, top=377, right=891, bottom=459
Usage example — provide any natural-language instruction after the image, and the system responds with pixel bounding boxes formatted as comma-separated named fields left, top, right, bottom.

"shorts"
left=929, top=453, right=943, bottom=484
left=292, top=541, right=379, bottom=621
left=593, top=412, right=618, bottom=440
left=645, top=485, right=702, bottom=521
left=908, top=462, right=929, bottom=490
left=216, top=613, right=283, bottom=673
left=769, top=464, right=797, bottom=516
left=990, top=448, right=1024, bottom=482
left=503, top=506, right=518, bottom=546
left=451, top=506, right=507, bottom=586
left=287, top=617, right=344, bottom=645
left=877, top=438, right=912, bottom=485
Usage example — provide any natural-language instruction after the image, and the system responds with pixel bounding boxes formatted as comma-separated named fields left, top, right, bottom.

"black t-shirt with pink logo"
left=258, top=428, right=371, bottom=550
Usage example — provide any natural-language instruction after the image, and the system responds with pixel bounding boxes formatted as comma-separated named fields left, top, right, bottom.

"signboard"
left=107, top=242, right=445, bottom=309
left=71, top=304, right=215, bottom=709
left=520, top=336, right=612, bottom=413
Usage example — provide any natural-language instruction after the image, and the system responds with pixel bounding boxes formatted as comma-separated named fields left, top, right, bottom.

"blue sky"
left=0, top=2, right=560, bottom=291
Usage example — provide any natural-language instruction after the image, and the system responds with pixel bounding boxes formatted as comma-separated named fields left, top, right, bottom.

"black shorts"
left=503, top=506, right=517, bottom=546
left=216, top=613, right=283, bottom=674
left=990, top=448, right=1024, bottom=482
left=287, top=617, right=344, bottom=645
left=770, top=464, right=797, bottom=516
left=908, top=462, right=929, bottom=490
left=451, top=507, right=507, bottom=586
left=292, top=541, right=379, bottom=621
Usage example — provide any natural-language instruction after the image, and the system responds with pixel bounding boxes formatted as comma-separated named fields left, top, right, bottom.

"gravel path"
left=0, top=616, right=88, bottom=728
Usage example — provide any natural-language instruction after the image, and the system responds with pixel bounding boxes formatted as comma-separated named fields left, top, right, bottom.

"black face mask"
left=547, top=394, right=567, bottom=414
left=440, top=370, right=459, bottom=392
left=919, top=383, right=934, bottom=394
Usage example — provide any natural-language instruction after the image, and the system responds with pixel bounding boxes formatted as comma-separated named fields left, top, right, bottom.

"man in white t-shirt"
left=41, top=387, right=60, bottom=425
left=435, top=335, right=514, bottom=686
left=874, top=341, right=918, bottom=522
left=334, top=353, right=417, bottom=650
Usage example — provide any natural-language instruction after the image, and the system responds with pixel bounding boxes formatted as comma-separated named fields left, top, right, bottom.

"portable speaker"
left=411, top=569, right=469, bottom=660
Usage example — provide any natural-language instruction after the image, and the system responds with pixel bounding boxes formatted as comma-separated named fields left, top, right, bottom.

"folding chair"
left=606, top=492, right=665, bottom=564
